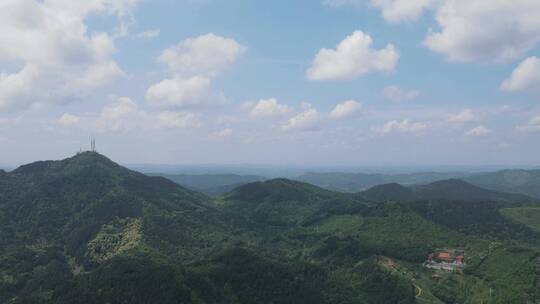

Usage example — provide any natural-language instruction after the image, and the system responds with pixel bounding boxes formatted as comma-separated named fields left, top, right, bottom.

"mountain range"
left=295, top=170, right=540, bottom=199
left=1, top=152, right=539, bottom=303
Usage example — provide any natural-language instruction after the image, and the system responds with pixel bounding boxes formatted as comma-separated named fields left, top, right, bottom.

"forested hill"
left=464, top=169, right=540, bottom=199
left=149, top=173, right=266, bottom=195
left=296, top=170, right=540, bottom=199
left=359, top=178, right=537, bottom=204
left=0, top=153, right=415, bottom=303
left=0, top=153, right=539, bottom=303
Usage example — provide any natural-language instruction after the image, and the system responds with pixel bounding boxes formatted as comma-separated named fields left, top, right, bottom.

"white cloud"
left=382, top=85, right=420, bottom=102
left=101, top=97, right=138, bottom=120
left=249, top=98, right=291, bottom=118
left=371, top=0, right=434, bottom=23
left=300, top=102, right=314, bottom=110
left=501, top=56, right=540, bottom=92
left=330, top=100, right=362, bottom=119
left=374, top=119, right=428, bottom=134
left=97, top=97, right=141, bottom=132
left=147, top=33, right=244, bottom=110
left=136, top=29, right=160, bottom=39
left=71, top=61, right=125, bottom=90
left=466, top=125, right=491, bottom=137
left=306, top=30, right=399, bottom=81
left=516, top=115, right=540, bottom=133
left=0, top=0, right=134, bottom=111
left=0, top=65, right=40, bottom=110
left=157, top=111, right=202, bottom=129
left=282, top=108, right=321, bottom=131
left=58, top=113, right=81, bottom=126
left=146, top=76, right=216, bottom=108
left=214, top=128, right=233, bottom=137
left=158, top=33, right=246, bottom=77
left=424, top=0, right=540, bottom=63
left=323, top=0, right=434, bottom=23
left=447, top=108, right=474, bottom=123
left=323, top=0, right=362, bottom=6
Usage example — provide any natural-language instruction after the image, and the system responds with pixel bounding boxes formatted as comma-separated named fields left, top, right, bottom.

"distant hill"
left=411, top=179, right=535, bottom=203
left=358, top=179, right=540, bottom=246
left=464, top=169, right=540, bottom=199
left=296, top=171, right=468, bottom=192
left=222, top=179, right=363, bottom=227
left=359, top=179, right=535, bottom=204
left=359, top=183, right=416, bottom=202
left=297, top=170, right=540, bottom=200
left=150, top=173, right=265, bottom=195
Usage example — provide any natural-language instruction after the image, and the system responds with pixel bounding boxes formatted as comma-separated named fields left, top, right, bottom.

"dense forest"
left=0, top=152, right=539, bottom=303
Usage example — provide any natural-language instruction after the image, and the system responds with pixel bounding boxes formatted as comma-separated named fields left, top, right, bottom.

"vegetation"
left=465, top=169, right=540, bottom=199
left=0, top=152, right=538, bottom=303
left=151, top=173, right=265, bottom=196
left=500, top=207, right=540, bottom=232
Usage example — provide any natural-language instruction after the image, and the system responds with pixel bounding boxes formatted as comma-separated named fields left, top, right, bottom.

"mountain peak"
left=359, top=183, right=415, bottom=202
left=226, top=178, right=333, bottom=203
left=12, top=151, right=123, bottom=176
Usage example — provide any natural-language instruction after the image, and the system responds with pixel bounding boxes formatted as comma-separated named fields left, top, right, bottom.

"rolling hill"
left=297, top=170, right=540, bottom=200
left=359, top=179, right=536, bottom=204
left=150, top=173, right=266, bottom=196
left=0, top=153, right=416, bottom=303
left=296, top=171, right=469, bottom=192
left=464, top=169, right=540, bottom=199
left=1, top=153, right=538, bottom=303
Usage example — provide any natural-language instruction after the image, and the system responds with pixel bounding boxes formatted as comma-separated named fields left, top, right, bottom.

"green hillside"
left=296, top=172, right=468, bottom=192
left=151, top=173, right=266, bottom=196
left=297, top=170, right=540, bottom=200
left=501, top=207, right=540, bottom=232
left=1, top=153, right=538, bottom=303
left=465, top=169, right=540, bottom=199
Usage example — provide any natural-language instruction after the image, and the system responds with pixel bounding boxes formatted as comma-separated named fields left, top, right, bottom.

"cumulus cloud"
left=501, top=57, right=540, bottom=92
left=146, top=33, right=245, bottom=109
left=0, top=65, right=40, bottom=110
left=0, top=0, right=134, bottom=111
left=157, top=111, right=202, bottom=129
left=306, top=30, right=399, bottom=81
left=424, top=0, right=540, bottom=63
left=323, top=0, right=434, bottom=23
left=249, top=98, right=291, bottom=118
left=371, top=0, right=434, bottom=23
left=516, top=115, right=540, bottom=133
left=382, top=85, right=420, bottom=102
left=146, top=76, right=216, bottom=108
left=158, top=33, right=246, bottom=77
left=97, top=97, right=141, bottom=132
left=282, top=108, right=321, bottom=131
left=466, top=125, right=491, bottom=137
left=136, top=29, right=160, bottom=39
left=58, top=113, right=81, bottom=126
left=447, top=109, right=474, bottom=123
left=214, top=128, right=233, bottom=138
left=330, top=100, right=362, bottom=119
left=374, top=119, right=428, bottom=134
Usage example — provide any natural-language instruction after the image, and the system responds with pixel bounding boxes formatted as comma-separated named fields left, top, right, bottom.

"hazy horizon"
left=2, top=150, right=539, bottom=177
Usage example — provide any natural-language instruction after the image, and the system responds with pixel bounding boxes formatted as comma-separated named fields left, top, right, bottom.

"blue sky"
left=0, top=0, right=539, bottom=167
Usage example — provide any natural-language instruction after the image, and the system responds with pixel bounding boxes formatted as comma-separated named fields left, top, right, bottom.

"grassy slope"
left=501, top=207, right=540, bottom=232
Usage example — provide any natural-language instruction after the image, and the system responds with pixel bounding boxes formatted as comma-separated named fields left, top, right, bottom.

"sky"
left=1, top=0, right=540, bottom=167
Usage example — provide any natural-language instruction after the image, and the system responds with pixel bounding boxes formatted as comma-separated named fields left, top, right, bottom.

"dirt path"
left=415, top=285, right=423, bottom=298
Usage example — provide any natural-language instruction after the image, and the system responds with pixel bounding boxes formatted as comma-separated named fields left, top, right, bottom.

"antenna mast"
left=91, top=136, right=96, bottom=152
